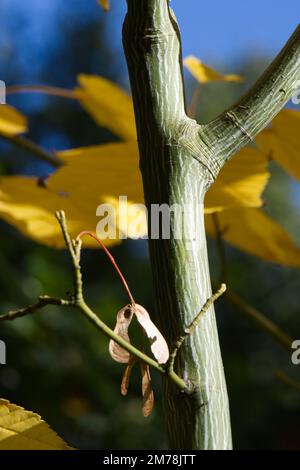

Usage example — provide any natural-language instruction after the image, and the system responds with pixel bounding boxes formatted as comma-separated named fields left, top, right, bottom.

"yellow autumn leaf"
left=57, top=142, right=141, bottom=202
left=205, top=208, right=300, bottom=268
left=184, top=55, right=242, bottom=84
left=0, top=177, right=85, bottom=246
left=0, top=104, right=28, bottom=135
left=0, top=139, right=271, bottom=247
left=256, top=109, right=300, bottom=181
left=205, top=147, right=269, bottom=213
left=98, top=0, right=110, bottom=11
left=75, top=74, right=136, bottom=141
left=0, top=399, right=71, bottom=450
left=0, top=142, right=146, bottom=247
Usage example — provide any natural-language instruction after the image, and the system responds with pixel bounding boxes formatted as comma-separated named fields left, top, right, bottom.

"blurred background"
left=0, top=0, right=300, bottom=450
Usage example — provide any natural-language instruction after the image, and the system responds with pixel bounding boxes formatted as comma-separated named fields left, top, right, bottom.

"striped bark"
left=123, top=0, right=300, bottom=450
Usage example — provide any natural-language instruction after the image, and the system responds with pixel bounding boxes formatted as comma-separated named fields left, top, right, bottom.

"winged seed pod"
left=133, top=304, right=169, bottom=364
left=140, top=362, right=154, bottom=417
left=109, top=304, right=169, bottom=365
left=109, top=305, right=133, bottom=363
left=121, top=355, right=136, bottom=396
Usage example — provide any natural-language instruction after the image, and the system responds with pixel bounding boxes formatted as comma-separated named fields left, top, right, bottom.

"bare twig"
left=276, top=370, right=300, bottom=392
left=187, top=85, right=201, bottom=118
left=55, top=211, right=83, bottom=303
left=0, top=131, right=64, bottom=168
left=0, top=296, right=72, bottom=322
left=6, top=85, right=77, bottom=100
left=168, top=284, right=227, bottom=375
left=211, top=216, right=293, bottom=353
left=212, top=213, right=227, bottom=282
left=223, top=288, right=293, bottom=352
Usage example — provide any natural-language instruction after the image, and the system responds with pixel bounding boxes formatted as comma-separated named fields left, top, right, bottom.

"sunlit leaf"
left=109, top=305, right=134, bottom=363
left=184, top=55, right=242, bottom=84
left=55, top=142, right=143, bottom=207
left=134, top=304, right=169, bottom=364
left=205, top=147, right=269, bottom=213
left=76, top=75, right=136, bottom=141
left=140, top=363, right=154, bottom=418
left=0, top=104, right=27, bottom=135
left=0, top=399, right=71, bottom=450
left=0, top=177, right=77, bottom=246
left=205, top=208, right=300, bottom=267
left=0, top=142, right=271, bottom=247
left=0, top=142, right=146, bottom=247
left=256, top=109, right=300, bottom=181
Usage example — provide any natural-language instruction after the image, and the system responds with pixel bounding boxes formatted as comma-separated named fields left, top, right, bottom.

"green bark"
left=123, top=0, right=300, bottom=449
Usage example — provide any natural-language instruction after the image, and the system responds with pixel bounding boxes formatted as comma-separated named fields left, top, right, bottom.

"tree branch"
left=6, top=85, right=76, bottom=100
left=276, top=370, right=300, bottom=392
left=200, top=24, right=300, bottom=170
left=223, top=288, right=293, bottom=352
left=211, top=212, right=293, bottom=353
left=0, top=296, right=72, bottom=322
left=168, top=284, right=226, bottom=376
left=0, top=131, right=64, bottom=168
left=55, top=211, right=83, bottom=303
left=212, top=213, right=227, bottom=282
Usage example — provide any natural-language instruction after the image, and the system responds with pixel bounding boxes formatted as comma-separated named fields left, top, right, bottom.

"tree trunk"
left=123, top=0, right=300, bottom=450
left=123, top=0, right=231, bottom=449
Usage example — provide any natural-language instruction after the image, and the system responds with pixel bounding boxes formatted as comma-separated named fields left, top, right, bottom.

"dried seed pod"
left=109, top=305, right=133, bottom=363
left=140, top=362, right=154, bottom=417
left=121, top=355, right=136, bottom=396
left=134, top=304, right=169, bottom=364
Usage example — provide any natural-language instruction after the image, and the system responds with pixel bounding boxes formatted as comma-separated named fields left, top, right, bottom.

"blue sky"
left=173, top=0, right=299, bottom=61
left=106, top=0, right=299, bottom=68
left=2, top=0, right=298, bottom=78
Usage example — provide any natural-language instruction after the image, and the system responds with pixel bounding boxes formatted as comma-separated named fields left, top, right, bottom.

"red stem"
left=76, top=231, right=135, bottom=305
left=6, top=85, right=76, bottom=99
